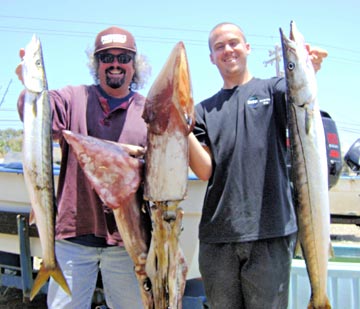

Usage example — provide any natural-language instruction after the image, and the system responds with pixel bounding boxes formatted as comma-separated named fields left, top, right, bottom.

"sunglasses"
left=98, top=53, right=133, bottom=64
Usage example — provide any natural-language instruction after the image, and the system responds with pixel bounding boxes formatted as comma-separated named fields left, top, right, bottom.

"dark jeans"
left=199, top=234, right=296, bottom=309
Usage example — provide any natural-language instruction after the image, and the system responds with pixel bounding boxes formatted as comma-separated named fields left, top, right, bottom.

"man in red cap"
left=16, top=26, right=151, bottom=308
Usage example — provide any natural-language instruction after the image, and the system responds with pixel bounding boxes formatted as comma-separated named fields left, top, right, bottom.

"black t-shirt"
left=194, top=77, right=297, bottom=243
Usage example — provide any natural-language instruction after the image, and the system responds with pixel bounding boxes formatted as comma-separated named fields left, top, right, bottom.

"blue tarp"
left=0, top=163, right=60, bottom=175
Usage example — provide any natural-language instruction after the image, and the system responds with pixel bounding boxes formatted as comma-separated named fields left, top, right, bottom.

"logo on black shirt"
left=247, top=96, right=270, bottom=108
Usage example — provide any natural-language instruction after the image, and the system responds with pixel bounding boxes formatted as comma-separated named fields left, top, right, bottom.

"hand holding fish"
left=119, top=143, right=146, bottom=158
left=306, top=44, right=328, bottom=73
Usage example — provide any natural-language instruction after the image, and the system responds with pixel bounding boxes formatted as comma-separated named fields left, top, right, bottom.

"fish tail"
left=30, top=263, right=71, bottom=301
left=51, top=264, right=72, bottom=296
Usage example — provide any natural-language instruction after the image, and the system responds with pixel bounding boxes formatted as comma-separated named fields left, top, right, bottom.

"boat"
left=0, top=155, right=360, bottom=307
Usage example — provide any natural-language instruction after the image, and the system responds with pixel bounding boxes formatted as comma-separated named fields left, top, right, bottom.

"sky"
left=0, top=0, right=359, bottom=152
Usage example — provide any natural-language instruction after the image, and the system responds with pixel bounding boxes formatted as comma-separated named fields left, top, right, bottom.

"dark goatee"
left=106, top=67, right=125, bottom=89
left=106, top=77, right=125, bottom=89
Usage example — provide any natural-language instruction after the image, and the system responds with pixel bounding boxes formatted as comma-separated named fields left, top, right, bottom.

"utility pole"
left=263, top=45, right=283, bottom=77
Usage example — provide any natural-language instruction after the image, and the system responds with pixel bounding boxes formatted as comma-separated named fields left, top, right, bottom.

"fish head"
left=280, top=21, right=317, bottom=110
left=22, top=35, right=48, bottom=93
left=173, top=42, right=195, bottom=134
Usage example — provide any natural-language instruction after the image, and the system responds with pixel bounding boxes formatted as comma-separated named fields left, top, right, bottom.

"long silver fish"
left=142, top=41, right=194, bottom=309
left=280, top=21, right=332, bottom=309
left=21, top=35, right=70, bottom=300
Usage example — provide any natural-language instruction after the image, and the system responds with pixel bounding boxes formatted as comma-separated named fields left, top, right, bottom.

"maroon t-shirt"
left=18, top=85, right=147, bottom=246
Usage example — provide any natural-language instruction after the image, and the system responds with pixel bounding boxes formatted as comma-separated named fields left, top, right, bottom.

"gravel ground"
left=1, top=224, right=360, bottom=308
left=0, top=286, right=47, bottom=309
left=0, top=286, right=105, bottom=309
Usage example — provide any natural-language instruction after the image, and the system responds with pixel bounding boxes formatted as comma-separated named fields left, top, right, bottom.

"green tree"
left=0, top=129, right=23, bottom=157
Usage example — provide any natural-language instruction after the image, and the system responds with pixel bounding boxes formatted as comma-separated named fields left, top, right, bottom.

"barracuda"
left=21, top=35, right=70, bottom=300
left=280, top=21, right=332, bottom=309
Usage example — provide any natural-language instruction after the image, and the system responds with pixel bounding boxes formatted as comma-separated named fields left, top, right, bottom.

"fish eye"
left=287, top=62, right=295, bottom=71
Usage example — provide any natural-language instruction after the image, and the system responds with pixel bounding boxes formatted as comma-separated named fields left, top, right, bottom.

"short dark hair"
left=208, top=22, right=247, bottom=52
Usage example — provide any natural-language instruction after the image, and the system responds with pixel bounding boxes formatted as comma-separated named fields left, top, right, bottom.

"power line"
left=0, top=25, right=94, bottom=38
left=336, top=120, right=360, bottom=127
left=0, top=14, right=208, bottom=34
left=0, top=15, right=300, bottom=46
left=328, top=56, right=360, bottom=65
left=2, top=14, right=360, bottom=54
left=2, top=17, right=359, bottom=68
left=2, top=14, right=360, bottom=68
left=0, top=79, right=12, bottom=108
left=0, top=26, right=274, bottom=50
left=338, top=127, right=360, bottom=134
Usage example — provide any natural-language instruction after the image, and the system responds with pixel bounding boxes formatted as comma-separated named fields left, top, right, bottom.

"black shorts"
left=199, top=234, right=296, bottom=309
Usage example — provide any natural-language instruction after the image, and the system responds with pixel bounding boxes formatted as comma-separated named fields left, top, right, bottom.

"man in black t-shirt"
left=188, top=22, right=327, bottom=309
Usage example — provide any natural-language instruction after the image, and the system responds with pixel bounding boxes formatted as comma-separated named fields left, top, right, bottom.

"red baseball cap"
left=94, top=26, right=137, bottom=54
